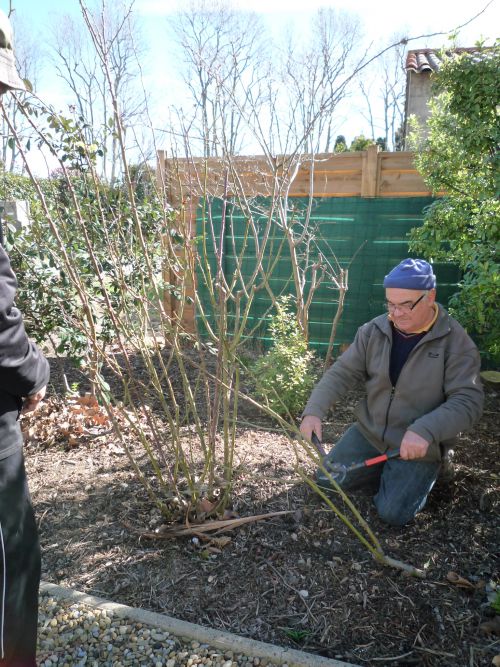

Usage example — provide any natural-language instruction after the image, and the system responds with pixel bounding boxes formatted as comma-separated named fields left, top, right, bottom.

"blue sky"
left=2, top=0, right=498, bottom=171
left=8, top=0, right=497, bottom=43
left=137, top=0, right=499, bottom=41
left=9, top=0, right=498, bottom=102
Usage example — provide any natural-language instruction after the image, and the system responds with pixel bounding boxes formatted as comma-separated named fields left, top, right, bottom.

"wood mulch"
left=24, top=356, right=499, bottom=667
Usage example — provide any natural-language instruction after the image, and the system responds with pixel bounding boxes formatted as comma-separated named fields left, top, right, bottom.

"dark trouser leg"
left=374, top=458, right=440, bottom=526
left=316, top=424, right=441, bottom=526
left=0, top=449, right=40, bottom=667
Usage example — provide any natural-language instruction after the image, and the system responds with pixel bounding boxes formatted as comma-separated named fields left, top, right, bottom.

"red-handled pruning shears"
left=311, top=433, right=400, bottom=483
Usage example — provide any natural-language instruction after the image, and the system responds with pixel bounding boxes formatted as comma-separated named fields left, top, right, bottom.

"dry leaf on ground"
left=446, top=571, right=482, bottom=589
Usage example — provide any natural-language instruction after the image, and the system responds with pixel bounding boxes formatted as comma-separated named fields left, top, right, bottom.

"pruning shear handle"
left=312, top=433, right=401, bottom=483
left=349, top=448, right=401, bottom=472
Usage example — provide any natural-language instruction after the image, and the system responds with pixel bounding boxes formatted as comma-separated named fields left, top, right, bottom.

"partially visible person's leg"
left=0, top=449, right=40, bottom=667
left=317, top=424, right=384, bottom=492
left=374, top=458, right=441, bottom=526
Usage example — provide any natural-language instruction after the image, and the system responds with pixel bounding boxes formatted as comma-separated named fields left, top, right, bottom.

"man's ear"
left=428, top=288, right=437, bottom=304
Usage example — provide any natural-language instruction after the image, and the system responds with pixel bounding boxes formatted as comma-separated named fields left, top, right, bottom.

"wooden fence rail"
left=158, top=146, right=433, bottom=206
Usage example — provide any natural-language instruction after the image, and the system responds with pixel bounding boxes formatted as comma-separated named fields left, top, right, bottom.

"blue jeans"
left=316, top=424, right=441, bottom=526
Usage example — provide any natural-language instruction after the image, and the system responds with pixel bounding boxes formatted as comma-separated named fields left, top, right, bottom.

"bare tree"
left=358, top=37, right=406, bottom=150
left=278, top=8, right=362, bottom=155
left=50, top=0, right=147, bottom=182
left=169, top=0, right=268, bottom=157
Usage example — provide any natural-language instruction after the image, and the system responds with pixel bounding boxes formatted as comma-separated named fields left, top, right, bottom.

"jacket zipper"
left=381, top=330, right=427, bottom=443
left=382, top=329, right=439, bottom=443
left=382, top=386, right=395, bottom=443
left=378, top=308, right=450, bottom=445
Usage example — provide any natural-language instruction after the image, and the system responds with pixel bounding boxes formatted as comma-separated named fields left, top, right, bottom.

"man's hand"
left=400, top=430, right=430, bottom=460
left=21, top=386, right=47, bottom=415
left=299, top=415, right=325, bottom=456
left=300, top=415, right=322, bottom=441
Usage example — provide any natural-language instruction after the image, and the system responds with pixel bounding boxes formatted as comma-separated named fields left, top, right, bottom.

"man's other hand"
left=400, top=430, right=430, bottom=460
left=299, top=415, right=325, bottom=455
left=22, top=386, right=47, bottom=414
left=300, top=415, right=322, bottom=443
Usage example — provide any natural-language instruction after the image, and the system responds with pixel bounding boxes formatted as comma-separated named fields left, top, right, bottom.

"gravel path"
left=37, top=584, right=354, bottom=667
left=38, top=593, right=275, bottom=667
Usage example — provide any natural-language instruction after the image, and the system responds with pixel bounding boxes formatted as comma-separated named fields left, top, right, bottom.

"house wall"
left=404, top=71, right=433, bottom=145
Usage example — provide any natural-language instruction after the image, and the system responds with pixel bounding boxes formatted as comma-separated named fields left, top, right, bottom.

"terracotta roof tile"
left=405, top=47, right=483, bottom=73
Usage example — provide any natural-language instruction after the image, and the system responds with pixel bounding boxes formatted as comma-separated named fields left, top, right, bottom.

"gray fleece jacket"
left=302, top=305, right=484, bottom=462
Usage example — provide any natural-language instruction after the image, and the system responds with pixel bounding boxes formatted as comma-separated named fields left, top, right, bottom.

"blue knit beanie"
left=383, top=258, right=436, bottom=290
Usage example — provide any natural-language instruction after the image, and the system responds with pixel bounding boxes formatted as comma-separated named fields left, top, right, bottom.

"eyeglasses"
left=384, top=293, right=426, bottom=314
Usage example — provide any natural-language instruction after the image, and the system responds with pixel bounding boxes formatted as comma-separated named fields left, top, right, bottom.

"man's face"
left=385, top=287, right=436, bottom=333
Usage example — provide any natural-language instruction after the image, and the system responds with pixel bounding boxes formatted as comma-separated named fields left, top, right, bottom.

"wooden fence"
left=157, top=148, right=437, bottom=335
left=158, top=146, right=433, bottom=208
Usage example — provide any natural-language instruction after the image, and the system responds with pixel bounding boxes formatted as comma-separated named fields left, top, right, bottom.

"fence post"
left=159, top=152, right=197, bottom=333
left=361, top=145, right=380, bottom=197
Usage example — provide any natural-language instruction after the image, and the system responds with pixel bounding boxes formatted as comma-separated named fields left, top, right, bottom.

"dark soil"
left=24, top=356, right=499, bottom=667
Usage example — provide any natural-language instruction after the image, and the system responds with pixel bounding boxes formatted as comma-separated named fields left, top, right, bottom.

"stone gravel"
left=38, top=593, right=282, bottom=667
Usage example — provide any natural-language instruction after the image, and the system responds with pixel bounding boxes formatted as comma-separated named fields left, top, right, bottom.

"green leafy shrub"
left=349, top=134, right=375, bottom=151
left=1, top=120, right=174, bottom=366
left=251, top=297, right=318, bottom=417
left=408, top=41, right=500, bottom=362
